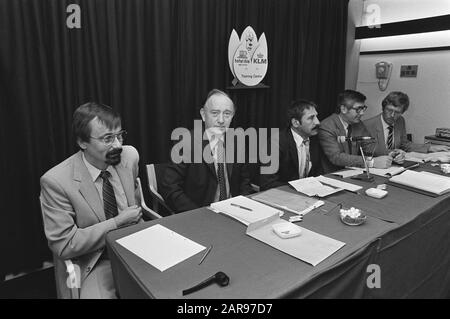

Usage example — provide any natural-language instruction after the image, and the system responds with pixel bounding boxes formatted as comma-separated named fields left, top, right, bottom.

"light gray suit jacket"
left=318, top=113, right=375, bottom=173
left=40, top=145, right=139, bottom=298
left=363, top=114, right=429, bottom=156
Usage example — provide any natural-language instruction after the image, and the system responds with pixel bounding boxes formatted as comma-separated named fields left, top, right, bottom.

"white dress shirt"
left=291, top=128, right=311, bottom=178
left=204, top=131, right=230, bottom=202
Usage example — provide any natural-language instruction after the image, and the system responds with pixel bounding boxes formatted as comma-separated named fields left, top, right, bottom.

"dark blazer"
left=318, top=113, right=375, bottom=173
left=160, top=130, right=254, bottom=213
left=364, top=114, right=429, bottom=156
left=260, top=128, right=322, bottom=191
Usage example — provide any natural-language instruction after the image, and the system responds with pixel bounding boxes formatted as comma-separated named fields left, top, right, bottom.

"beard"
left=105, top=147, right=123, bottom=166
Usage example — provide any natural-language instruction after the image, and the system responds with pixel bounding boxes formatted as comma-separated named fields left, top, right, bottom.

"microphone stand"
left=351, top=143, right=374, bottom=182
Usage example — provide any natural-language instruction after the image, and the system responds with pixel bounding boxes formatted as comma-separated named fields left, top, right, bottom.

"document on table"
left=116, top=224, right=206, bottom=272
left=389, top=170, right=450, bottom=196
left=331, top=169, right=363, bottom=178
left=316, top=175, right=362, bottom=192
left=246, top=218, right=345, bottom=266
left=251, top=188, right=321, bottom=215
left=365, top=166, right=406, bottom=177
left=405, top=151, right=450, bottom=163
left=210, top=195, right=282, bottom=226
left=289, top=177, right=342, bottom=197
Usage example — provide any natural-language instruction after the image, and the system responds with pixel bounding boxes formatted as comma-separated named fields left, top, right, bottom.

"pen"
left=230, top=203, right=253, bottom=211
left=198, top=245, right=213, bottom=265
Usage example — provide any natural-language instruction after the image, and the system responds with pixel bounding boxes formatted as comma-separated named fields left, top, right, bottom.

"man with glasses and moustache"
left=40, top=102, right=142, bottom=298
left=364, top=91, right=449, bottom=163
left=319, top=90, right=393, bottom=173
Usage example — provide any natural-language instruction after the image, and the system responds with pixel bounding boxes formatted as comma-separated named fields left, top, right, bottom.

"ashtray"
left=340, top=207, right=367, bottom=226
left=441, top=164, right=450, bottom=174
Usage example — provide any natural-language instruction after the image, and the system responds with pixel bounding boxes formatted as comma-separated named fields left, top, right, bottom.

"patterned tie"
left=303, top=139, right=310, bottom=178
left=100, top=170, right=118, bottom=219
left=347, top=125, right=353, bottom=155
left=216, top=139, right=227, bottom=201
left=387, top=125, right=394, bottom=150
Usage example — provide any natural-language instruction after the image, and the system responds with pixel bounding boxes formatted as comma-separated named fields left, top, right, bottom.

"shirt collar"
left=380, top=113, right=392, bottom=130
left=338, top=114, right=349, bottom=131
left=291, top=128, right=308, bottom=147
left=82, top=152, right=111, bottom=182
left=205, top=129, right=225, bottom=150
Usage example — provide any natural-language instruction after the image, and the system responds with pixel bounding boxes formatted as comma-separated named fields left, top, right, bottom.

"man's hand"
left=388, top=149, right=406, bottom=164
left=429, top=144, right=450, bottom=152
left=114, top=205, right=142, bottom=228
left=373, top=155, right=392, bottom=169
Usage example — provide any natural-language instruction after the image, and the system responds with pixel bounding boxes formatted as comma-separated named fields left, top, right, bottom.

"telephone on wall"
left=375, top=61, right=393, bottom=91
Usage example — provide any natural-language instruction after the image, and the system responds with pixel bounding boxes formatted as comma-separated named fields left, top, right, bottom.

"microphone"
left=182, top=271, right=230, bottom=296
left=337, top=136, right=375, bottom=143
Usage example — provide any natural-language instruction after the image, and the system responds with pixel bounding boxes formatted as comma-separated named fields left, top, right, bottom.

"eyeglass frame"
left=350, top=105, right=368, bottom=114
left=90, top=130, right=127, bottom=145
left=383, top=107, right=403, bottom=116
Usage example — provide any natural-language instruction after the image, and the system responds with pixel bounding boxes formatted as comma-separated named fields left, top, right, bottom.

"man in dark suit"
left=260, top=99, right=322, bottom=191
left=364, top=91, right=449, bottom=162
left=319, top=90, right=392, bottom=173
left=161, top=89, right=254, bottom=213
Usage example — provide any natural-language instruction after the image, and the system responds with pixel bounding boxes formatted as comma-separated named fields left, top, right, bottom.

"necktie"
left=387, top=125, right=394, bottom=150
left=100, top=170, right=118, bottom=219
left=302, top=139, right=311, bottom=178
left=216, top=140, right=227, bottom=200
left=347, top=125, right=353, bottom=155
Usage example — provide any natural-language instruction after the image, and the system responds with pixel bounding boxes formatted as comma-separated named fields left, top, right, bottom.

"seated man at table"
left=364, top=91, right=450, bottom=163
left=161, top=89, right=254, bottom=213
left=40, top=102, right=143, bottom=298
left=260, top=99, right=322, bottom=191
left=318, top=89, right=392, bottom=173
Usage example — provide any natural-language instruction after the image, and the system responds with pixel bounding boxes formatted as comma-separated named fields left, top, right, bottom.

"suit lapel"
left=73, top=152, right=105, bottom=222
left=375, top=117, right=388, bottom=155
left=202, top=137, right=217, bottom=178
left=115, top=163, right=136, bottom=206
left=286, top=129, right=299, bottom=175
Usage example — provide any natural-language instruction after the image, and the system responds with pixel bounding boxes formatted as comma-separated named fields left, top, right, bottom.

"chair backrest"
left=136, top=177, right=162, bottom=220
left=145, top=164, right=174, bottom=215
left=40, top=199, right=80, bottom=299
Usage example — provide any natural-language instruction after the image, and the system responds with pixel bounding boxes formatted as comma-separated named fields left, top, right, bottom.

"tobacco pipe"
left=182, top=271, right=230, bottom=296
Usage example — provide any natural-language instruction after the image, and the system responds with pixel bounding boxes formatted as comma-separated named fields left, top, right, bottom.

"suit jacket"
left=318, top=113, right=375, bottom=173
left=364, top=114, right=429, bottom=156
left=160, top=130, right=254, bottom=213
left=260, top=128, right=322, bottom=191
left=40, top=145, right=139, bottom=297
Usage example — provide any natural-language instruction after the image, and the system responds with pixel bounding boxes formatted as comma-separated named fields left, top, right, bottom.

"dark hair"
left=382, top=91, right=409, bottom=113
left=337, top=89, right=366, bottom=113
left=287, top=99, right=318, bottom=127
left=203, top=89, right=235, bottom=110
left=72, top=102, right=121, bottom=145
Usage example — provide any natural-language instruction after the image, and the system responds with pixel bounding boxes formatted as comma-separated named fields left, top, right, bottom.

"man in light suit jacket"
left=40, top=102, right=142, bottom=298
left=364, top=91, right=449, bottom=162
left=161, top=89, right=254, bottom=213
left=319, top=90, right=392, bottom=173
left=260, top=99, right=322, bottom=191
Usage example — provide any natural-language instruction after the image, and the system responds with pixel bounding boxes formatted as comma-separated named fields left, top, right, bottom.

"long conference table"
left=106, top=164, right=450, bottom=298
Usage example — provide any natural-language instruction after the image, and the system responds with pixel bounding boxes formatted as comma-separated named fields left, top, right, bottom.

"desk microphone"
left=182, top=271, right=230, bottom=296
left=337, top=136, right=375, bottom=143
left=351, top=146, right=374, bottom=182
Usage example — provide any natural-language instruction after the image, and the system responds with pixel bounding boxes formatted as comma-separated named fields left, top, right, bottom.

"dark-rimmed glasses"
left=90, top=130, right=127, bottom=145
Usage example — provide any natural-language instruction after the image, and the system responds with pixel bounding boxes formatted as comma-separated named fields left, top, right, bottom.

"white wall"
left=356, top=50, right=450, bottom=143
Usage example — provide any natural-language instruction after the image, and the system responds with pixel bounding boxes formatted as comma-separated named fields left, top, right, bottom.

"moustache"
left=105, top=148, right=123, bottom=165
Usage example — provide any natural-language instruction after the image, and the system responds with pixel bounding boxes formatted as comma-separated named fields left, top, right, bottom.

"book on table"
left=388, top=170, right=450, bottom=196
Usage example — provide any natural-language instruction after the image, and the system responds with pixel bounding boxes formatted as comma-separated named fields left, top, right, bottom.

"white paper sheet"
left=247, top=219, right=345, bottom=266
left=116, top=224, right=206, bottom=272
left=390, top=170, right=450, bottom=195
left=210, top=195, right=282, bottom=226
left=331, top=169, right=363, bottom=178
left=289, top=177, right=342, bottom=197
left=316, top=175, right=362, bottom=192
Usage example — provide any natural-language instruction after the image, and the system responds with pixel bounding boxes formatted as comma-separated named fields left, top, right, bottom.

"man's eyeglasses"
left=351, top=105, right=367, bottom=114
left=91, top=130, right=127, bottom=145
left=384, top=108, right=403, bottom=116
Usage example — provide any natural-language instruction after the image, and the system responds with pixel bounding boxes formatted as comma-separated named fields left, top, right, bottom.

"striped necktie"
left=217, top=139, right=227, bottom=201
left=302, top=139, right=310, bottom=178
left=347, top=125, right=353, bottom=155
left=100, top=170, right=118, bottom=219
left=387, top=125, right=394, bottom=150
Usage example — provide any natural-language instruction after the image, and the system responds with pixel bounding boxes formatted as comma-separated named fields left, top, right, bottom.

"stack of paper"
left=289, top=177, right=342, bottom=197
left=210, top=195, right=282, bottom=226
left=406, top=151, right=450, bottom=163
left=389, top=170, right=450, bottom=196
left=316, top=176, right=362, bottom=192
